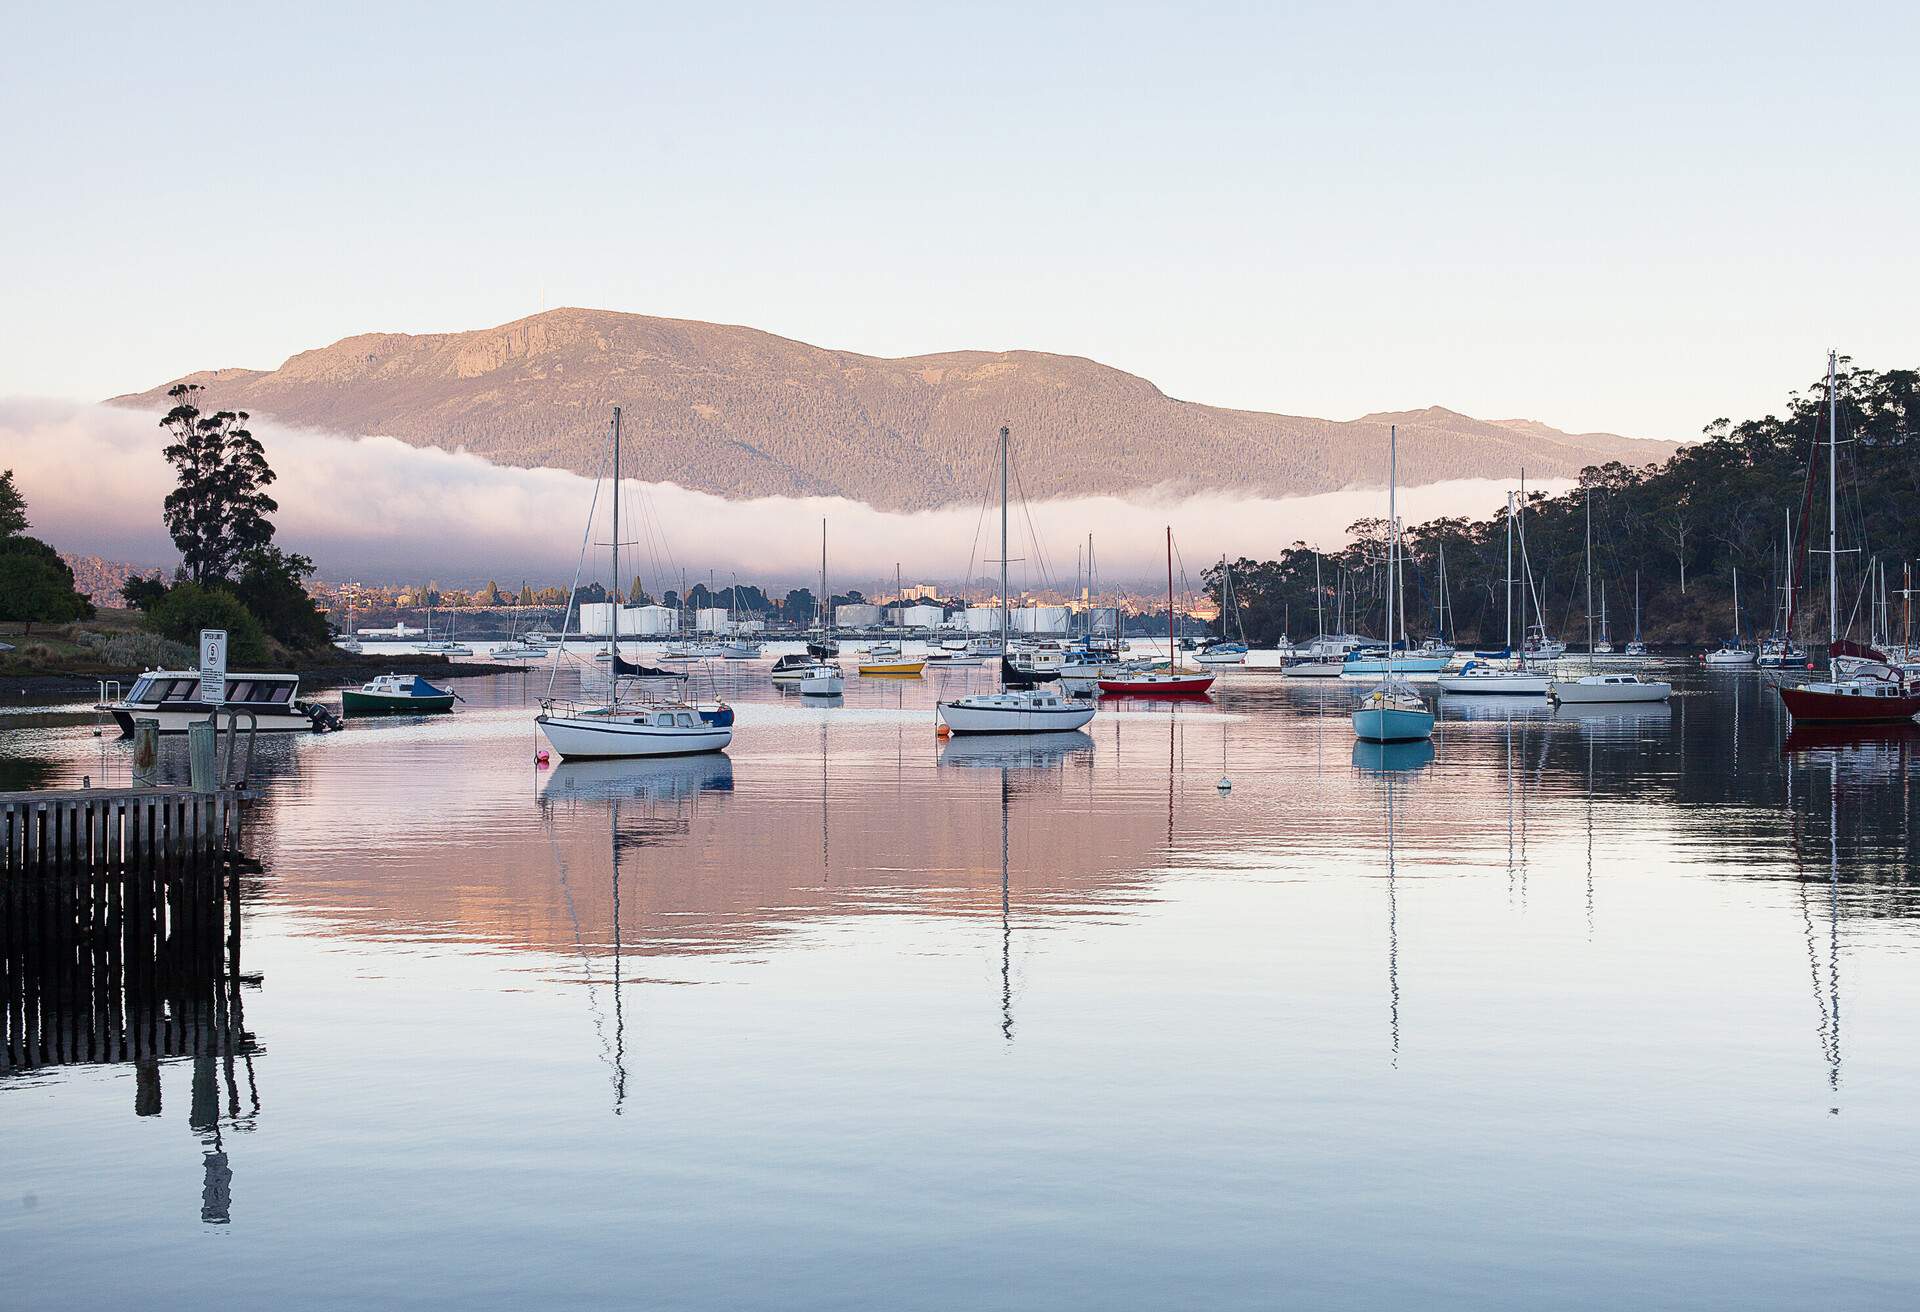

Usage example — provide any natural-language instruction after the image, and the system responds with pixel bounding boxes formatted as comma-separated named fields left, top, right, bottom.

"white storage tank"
left=577, top=602, right=617, bottom=636
left=1013, top=605, right=1070, bottom=635
left=694, top=607, right=730, bottom=634
left=965, top=605, right=1001, bottom=633
left=627, top=605, right=676, bottom=636
left=835, top=603, right=884, bottom=629
left=894, top=604, right=946, bottom=630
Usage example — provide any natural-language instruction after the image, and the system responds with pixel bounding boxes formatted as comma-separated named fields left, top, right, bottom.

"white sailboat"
left=536, top=408, right=733, bottom=759
left=1439, top=492, right=1550, bottom=695
left=1624, top=571, right=1649, bottom=658
left=1704, top=565, right=1757, bottom=665
left=937, top=427, right=1097, bottom=735
left=1352, top=427, right=1435, bottom=743
left=1550, top=488, right=1671, bottom=705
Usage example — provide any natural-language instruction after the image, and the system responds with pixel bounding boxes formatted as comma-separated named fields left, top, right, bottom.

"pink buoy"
left=535, top=749, right=551, bottom=766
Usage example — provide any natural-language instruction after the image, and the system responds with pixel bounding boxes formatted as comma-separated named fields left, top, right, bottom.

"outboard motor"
left=301, top=701, right=345, bottom=733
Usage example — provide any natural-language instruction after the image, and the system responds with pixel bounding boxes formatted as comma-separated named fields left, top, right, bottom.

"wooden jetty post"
left=1, top=788, right=246, bottom=875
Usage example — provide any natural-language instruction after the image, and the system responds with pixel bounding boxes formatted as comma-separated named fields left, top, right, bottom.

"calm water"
left=4, top=656, right=1918, bottom=1309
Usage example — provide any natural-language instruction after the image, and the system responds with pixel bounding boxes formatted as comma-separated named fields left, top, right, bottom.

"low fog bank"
left=3, top=400, right=1568, bottom=592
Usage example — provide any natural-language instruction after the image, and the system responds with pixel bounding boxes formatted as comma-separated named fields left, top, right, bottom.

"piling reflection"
left=1, top=862, right=260, bottom=1223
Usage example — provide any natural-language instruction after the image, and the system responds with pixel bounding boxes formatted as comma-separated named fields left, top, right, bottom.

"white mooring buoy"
left=1217, top=776, right=1232, bottom=793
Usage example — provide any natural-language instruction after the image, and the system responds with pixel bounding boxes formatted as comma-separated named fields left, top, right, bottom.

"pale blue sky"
left=3, top=1, right=1914, bottom=439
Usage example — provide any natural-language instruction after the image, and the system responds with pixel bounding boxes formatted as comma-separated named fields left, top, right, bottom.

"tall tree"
left=0, top=469, right=27, bottom=539
left=160, top=384, right=278, bottom=584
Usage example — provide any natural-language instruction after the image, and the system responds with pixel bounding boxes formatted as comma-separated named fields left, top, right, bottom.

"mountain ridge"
left=109, top=308, right=1677, bottom=511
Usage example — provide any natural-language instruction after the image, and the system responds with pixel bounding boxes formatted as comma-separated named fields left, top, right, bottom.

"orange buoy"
left=934, top=722, right=952, bottom=739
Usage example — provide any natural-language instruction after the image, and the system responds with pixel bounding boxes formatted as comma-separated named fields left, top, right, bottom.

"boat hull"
left=1549, top=679, right=1671, bottom=704
left=1704, top=651, right=1757, bottom=666
left=1351, top=706, right=1435, bottom=742
left=1282, top=661, right=1345, bottom=678
left=857, top=661, right=927, bottom=676
left=1342, top=656, right=1450, bottom=676
left=105, top=704, right=321, bottom=736
left=937, top=700, right=1097, bottom=734
left=536, top=714, right=731, bottom=759
left=1435, top=672, right=1551, bottom=696
left=1777, top=684, right=1920, bottom=724
left=1097, top=673, right=1216, bottom=694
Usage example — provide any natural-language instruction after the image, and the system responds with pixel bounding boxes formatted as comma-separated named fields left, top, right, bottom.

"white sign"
left=199, top=629, right=228, bottom=705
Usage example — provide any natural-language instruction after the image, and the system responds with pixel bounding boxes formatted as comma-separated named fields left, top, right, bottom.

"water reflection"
left=1, top=864, right=259, bottom=1224
left=1351, top=739, right=1436, bottom=773
left=4, top=662, right=1920, bottom=1307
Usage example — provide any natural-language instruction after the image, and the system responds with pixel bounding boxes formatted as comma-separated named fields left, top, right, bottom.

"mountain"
left=109, top=309, right=1676, bottom=512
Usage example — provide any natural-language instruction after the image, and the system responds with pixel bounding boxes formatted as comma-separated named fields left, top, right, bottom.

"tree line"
left=1207, top=360, right=1919, bottom=649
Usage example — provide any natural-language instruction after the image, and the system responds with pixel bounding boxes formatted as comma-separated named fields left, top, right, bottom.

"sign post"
left=199, top=629, right=228, bottom=706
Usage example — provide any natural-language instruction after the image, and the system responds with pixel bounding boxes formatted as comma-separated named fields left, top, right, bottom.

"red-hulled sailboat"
left=1774, top=351, right=1920, bottom=726
left=1098, top=527, right=1216, bottom=696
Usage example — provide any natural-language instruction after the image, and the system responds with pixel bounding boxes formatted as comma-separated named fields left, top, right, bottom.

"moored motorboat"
left=798, top=663, right=845, bottom=696
left=99, top=669, right=340, bottom=735
left=770, top=653, right=816, bottom=682
left=341, top=673, right=458, bottom=716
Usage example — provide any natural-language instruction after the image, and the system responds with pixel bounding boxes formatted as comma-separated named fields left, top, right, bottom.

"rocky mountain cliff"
left=110, top=308, right=1675, bottom=510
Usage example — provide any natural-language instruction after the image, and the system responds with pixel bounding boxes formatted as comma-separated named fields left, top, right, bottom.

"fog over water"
left=3, top=400, right=1568, bottom=591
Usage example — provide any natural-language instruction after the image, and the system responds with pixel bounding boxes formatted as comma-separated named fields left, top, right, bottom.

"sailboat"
left=859, top=565, right=927, bottom=675
left=1283, top=551, right=1362, bottom=676
left=1352, top=427, right=1435, bottom=743
left=1549, top=488, right=1671, bottom=704
left=1705, top=565, right=1757, bottom=665
left=1195, top=556, right=1249, bottom=665
left=1439, top=492, right=1550, bottom=695
left=936, top=428, right=1098, bottom=734
left=1624, top=571, right=1649, bottom=658
left=1098, top=530, right=1217, bottom=694
left=1776, top=352, right=1920, bottom=723
left=536, top=408, right=734, bottom=759
left=778, top=519, right=846, bottom=690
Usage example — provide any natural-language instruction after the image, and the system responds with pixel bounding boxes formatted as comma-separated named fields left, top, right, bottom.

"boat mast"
left=1732, top=565, right=1740, bottom=641
left=610, top=406, right=622, bottom=664
left=1387, top=425, right=1397, bottom=678
left=1505, top=491, right=1514, bottom=650
left=1584, top=485, right=1594, bottom=671
left=1166, top=526, right=1175, bottom=668
left=819, top=518, right=828, bottom=642
left=998, top=426, right=1010, bottom=666
left=1314, top=550, right=1325, bottom=638
left=1828, top=349, right=1839, bottom=648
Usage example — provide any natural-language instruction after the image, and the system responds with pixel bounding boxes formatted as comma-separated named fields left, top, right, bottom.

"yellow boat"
left=858, top=659, right=927, bottom=676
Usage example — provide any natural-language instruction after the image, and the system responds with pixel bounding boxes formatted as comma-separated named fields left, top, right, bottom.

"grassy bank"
left=0, top=610, right=517, bottom=704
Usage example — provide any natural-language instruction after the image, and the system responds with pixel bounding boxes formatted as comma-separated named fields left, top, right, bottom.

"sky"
left=3, top=1, right=1915, bottom=441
